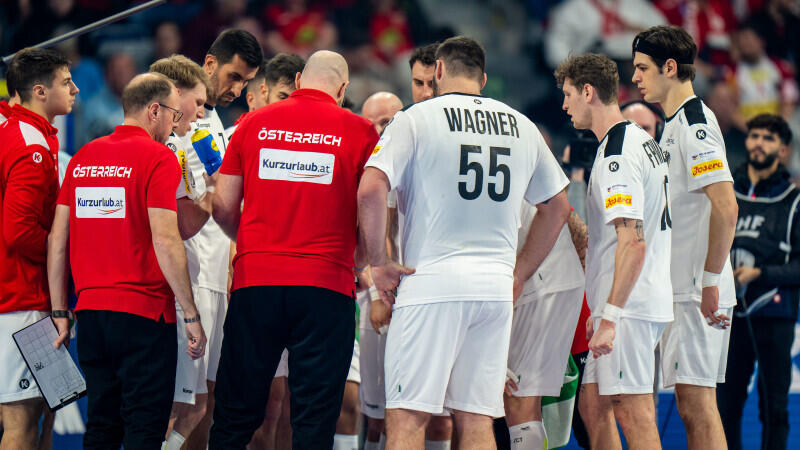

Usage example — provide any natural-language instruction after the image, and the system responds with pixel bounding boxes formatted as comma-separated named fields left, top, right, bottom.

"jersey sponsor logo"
left=696, top=129, right=707, bottom=140
left=75, top=187, right=126, bottom=218
left=19, top=378, right=29, bottom=389
left=72, top=164, right=133, bottom=178
left=258, top=129, right=342, bottom=147
left=608, top=161, right=619, bottom=172
left=373, top=134, right=389, bottom=155
left=606, top=183, right=628, bottom=193
left=690, top=150, right=716, bottom=161
left=32, top=152, right=42, bottom=163
left=690, top=159, right=724, bottom=177
left=167, top=142, right=178, bottom=153
left=258, top=148, right=334, bottom=184
left=372, top=145, right=381, bottom=155
left=604, top=194, right=632, bottom=209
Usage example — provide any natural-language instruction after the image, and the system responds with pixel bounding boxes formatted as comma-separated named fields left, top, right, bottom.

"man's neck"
left=662, top=81, right=695, bottom=118
left=20, top=101, right=53, bottom=124
left=437, top=79, right=482, bottom=96
left=591, top=104, right=626, bottom=142
left=122, top=117, right=155, bottom=140
left=747, top=161, right=780, bottom=186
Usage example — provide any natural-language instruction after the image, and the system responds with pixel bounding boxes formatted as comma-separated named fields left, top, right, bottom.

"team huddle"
left=0, top=23, right=738, bottom=450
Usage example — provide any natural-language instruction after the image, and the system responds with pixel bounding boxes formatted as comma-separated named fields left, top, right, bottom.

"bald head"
left=622, top=103, right=661, bottom=139
left=362, top=92, right=403, bottom=135
left=296, top=50, right=349, bottom=105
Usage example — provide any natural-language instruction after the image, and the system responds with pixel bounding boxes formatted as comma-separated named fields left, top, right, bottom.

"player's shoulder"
left=600, top=121, right=631, bottom=158
left=669, top=96, right=707, bottom=126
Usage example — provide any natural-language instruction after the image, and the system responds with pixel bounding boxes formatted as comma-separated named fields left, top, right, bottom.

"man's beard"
left=747, top=148, right=778, bottom=170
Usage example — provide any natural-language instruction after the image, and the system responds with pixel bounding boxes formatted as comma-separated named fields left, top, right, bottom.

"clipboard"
left=12, top=316, right=86, bottom=411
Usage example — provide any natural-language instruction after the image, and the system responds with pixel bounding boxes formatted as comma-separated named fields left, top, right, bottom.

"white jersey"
left=586, top=121, right=673, bottom=322
left=516, top=202, right=584, bottom=307
left=166, top=133, right=204, bottom=201
left=182, top=106, right=230, bottom=293
left=366, top=93, right=569, bottom=307
left=659, top=96, right=736, bottom=308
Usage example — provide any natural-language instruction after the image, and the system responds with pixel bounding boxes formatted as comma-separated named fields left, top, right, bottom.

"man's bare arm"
left=567, top=210, right=588, bottom=270
left=149, top=207, right=198, bottom=318
left=606, top=217, right=647, bottom=308
left=358, top=168, right=391, bottom=267
left=211, top=174, right=244, bottom=241
left=514, top=190, right=571, bottom=298
left=703, top=181, right=737, bottom=274
left=177, top=197, right=210, bottom=240
left=48, top=205, right=71, bottom=348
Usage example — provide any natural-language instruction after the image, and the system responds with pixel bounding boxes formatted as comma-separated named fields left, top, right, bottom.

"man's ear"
left=480, top=73, right=487, bottom=90
left=204, top=54, right=217, bottom=76
left=337, top=81, right=349, bottom=105
left=664, top=58, right=678, bottom=79
left=295, top=72, right=302, bottom=90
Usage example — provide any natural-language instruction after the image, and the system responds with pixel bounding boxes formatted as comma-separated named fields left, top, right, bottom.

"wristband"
left=602, top=303, right=623, bottom=323
left=354, top=266, right=367, bottom=273
left=702, top=270, right=721, bottom=288
left=184, top=315, right=201, bottom=323
left=51, top=310, right=70, bottom=319
left=368, top=285, right=380, bottom=302
left=205, top=185, right=215, bottom=193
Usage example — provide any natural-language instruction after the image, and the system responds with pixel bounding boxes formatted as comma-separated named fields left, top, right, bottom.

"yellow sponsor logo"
left=178, top=150, right=191, bottom=194
left=372, top=145, right=381, bottom=155
left=691, top=159, right=724, bottom=177
left=605, top=194, right=632, bottom=210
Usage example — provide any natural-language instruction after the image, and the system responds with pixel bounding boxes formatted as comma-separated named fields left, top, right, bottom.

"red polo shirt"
left=221, top=88, right=379, bottom=297
left=0, top=105, right=59, bottom=313
left=58, top=125, right=181, bottom=322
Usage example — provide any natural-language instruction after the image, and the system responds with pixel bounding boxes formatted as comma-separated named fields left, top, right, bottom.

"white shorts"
left=174, top=287, right=227, bottom=404
left=359, top=326, right=387, bottom=419
left=508, top=287, right=583, bottom=397
left=385, top=301, right=512, bottom=417
left=660, top=302, right=732, bottom=388
left=583, top=317, right=666, bottom=396
left=0, top=310, right=48, bottom=403
left=275, top=349, right=289, bottom=378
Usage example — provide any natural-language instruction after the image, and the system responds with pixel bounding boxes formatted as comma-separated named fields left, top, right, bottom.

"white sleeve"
left=596, top=151, right=644, bottom=225
left=387, top=189, right=398, bottom=208
left=682, top=122, right=733, bottom=192
left=365, top=111, right=415, bottom=191
left=523, top=128, right=569, bottom=205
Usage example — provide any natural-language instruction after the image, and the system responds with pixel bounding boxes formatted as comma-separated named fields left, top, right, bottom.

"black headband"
left=633, top=36, right=694, bottom=65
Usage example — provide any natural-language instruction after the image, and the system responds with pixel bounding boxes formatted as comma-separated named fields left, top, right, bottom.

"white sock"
left=333, top=433, right=359, bottom=450
left=508, top=421, right=547, bottom=450
left=425, top=440, right=451, bottom=450
left=380, top=433, right=386, bottom=450
left=164, top=430, right=186, bottom=450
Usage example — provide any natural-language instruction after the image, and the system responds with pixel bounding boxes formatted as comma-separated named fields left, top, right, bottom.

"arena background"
left=2, top=0, right=799, bottom=448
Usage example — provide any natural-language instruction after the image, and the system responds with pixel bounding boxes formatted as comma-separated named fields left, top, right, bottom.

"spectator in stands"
left=182, top=0, right=249, bottom=62
left=544, top=0, right=665, bottom=69
left=655, top=0, right=737, bottom=71
left=707, top=81, right=749, bottom=168
left=745, top=0, right=800, bottom=75
left=369, top=0, right=415, bottom=65
left=153, top=21, right=183, bottom=61
left=718, top=113, right=798, bottom=450
left=727, top=23, right=798, bottom=121
left=263, top=0, right=337, bottom=59
left=81, top=52, right=137, bottom=147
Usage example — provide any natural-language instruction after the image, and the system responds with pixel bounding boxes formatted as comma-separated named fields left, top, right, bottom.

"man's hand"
left=370, top=261, right=415, bottom=308
left=370, top=299, right=391, bottom=333
left=185, top=322, right=207, bottom=360
left=52, top=317, right=71, bottom=349
left=701, top=286, right=730, bottom=328
left=588, top=319, right=616, bottom=358
left=504, top=368, right=519, bottom=397
left=585, top=316, right=594, bottom=341
left=733, top=266, right=761, bottom=286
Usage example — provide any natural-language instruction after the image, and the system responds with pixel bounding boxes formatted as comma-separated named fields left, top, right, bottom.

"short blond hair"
left=149, top=54, right=212, bottom=100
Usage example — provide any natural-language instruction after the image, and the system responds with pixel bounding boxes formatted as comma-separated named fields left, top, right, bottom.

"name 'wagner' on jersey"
left=365, top=93, right=568, bottom=307
left=586, top=121, right=673, bottom=322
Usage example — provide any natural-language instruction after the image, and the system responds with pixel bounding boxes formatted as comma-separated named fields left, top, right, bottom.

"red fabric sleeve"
left=220, top=118, right=245, bottom=176
left=2, top=145, right=53, bottom=264
left=146, top=150, right=181, bottom=211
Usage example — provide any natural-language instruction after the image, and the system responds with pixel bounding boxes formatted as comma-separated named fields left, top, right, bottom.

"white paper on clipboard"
left=12, top=316, right=86, bottom=411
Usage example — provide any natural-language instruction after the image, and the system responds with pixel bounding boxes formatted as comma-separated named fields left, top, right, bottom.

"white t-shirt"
left=585, top=121, right=673, bottom=322
left=366, top=93, right=569, bottom=307
left=516, top=202, right=584, bottom=307
left=182, top=106, right=230, bottom=293
left=659, top=96, right=736, bottom=308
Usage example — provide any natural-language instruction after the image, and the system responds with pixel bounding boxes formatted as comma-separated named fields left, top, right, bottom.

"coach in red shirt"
left=48, top=73, right=206, bottom=450
left=210, top=50, right=379, bottom=449
left=0, top=48, right=76, bottom=449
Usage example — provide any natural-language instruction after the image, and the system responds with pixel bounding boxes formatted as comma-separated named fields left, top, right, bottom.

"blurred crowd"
left=0, top=0, right=798, bottom=176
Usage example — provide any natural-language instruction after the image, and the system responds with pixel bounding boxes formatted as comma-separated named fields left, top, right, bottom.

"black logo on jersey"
left=167, top=143, right=177, bottom=152
left=19, top=378, right=30, bottom=389
left=473, top=98, right=482, bottom=105
left=696, top=129, right=706, bottom=140
left=609, top=161, right=619, bottom=172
